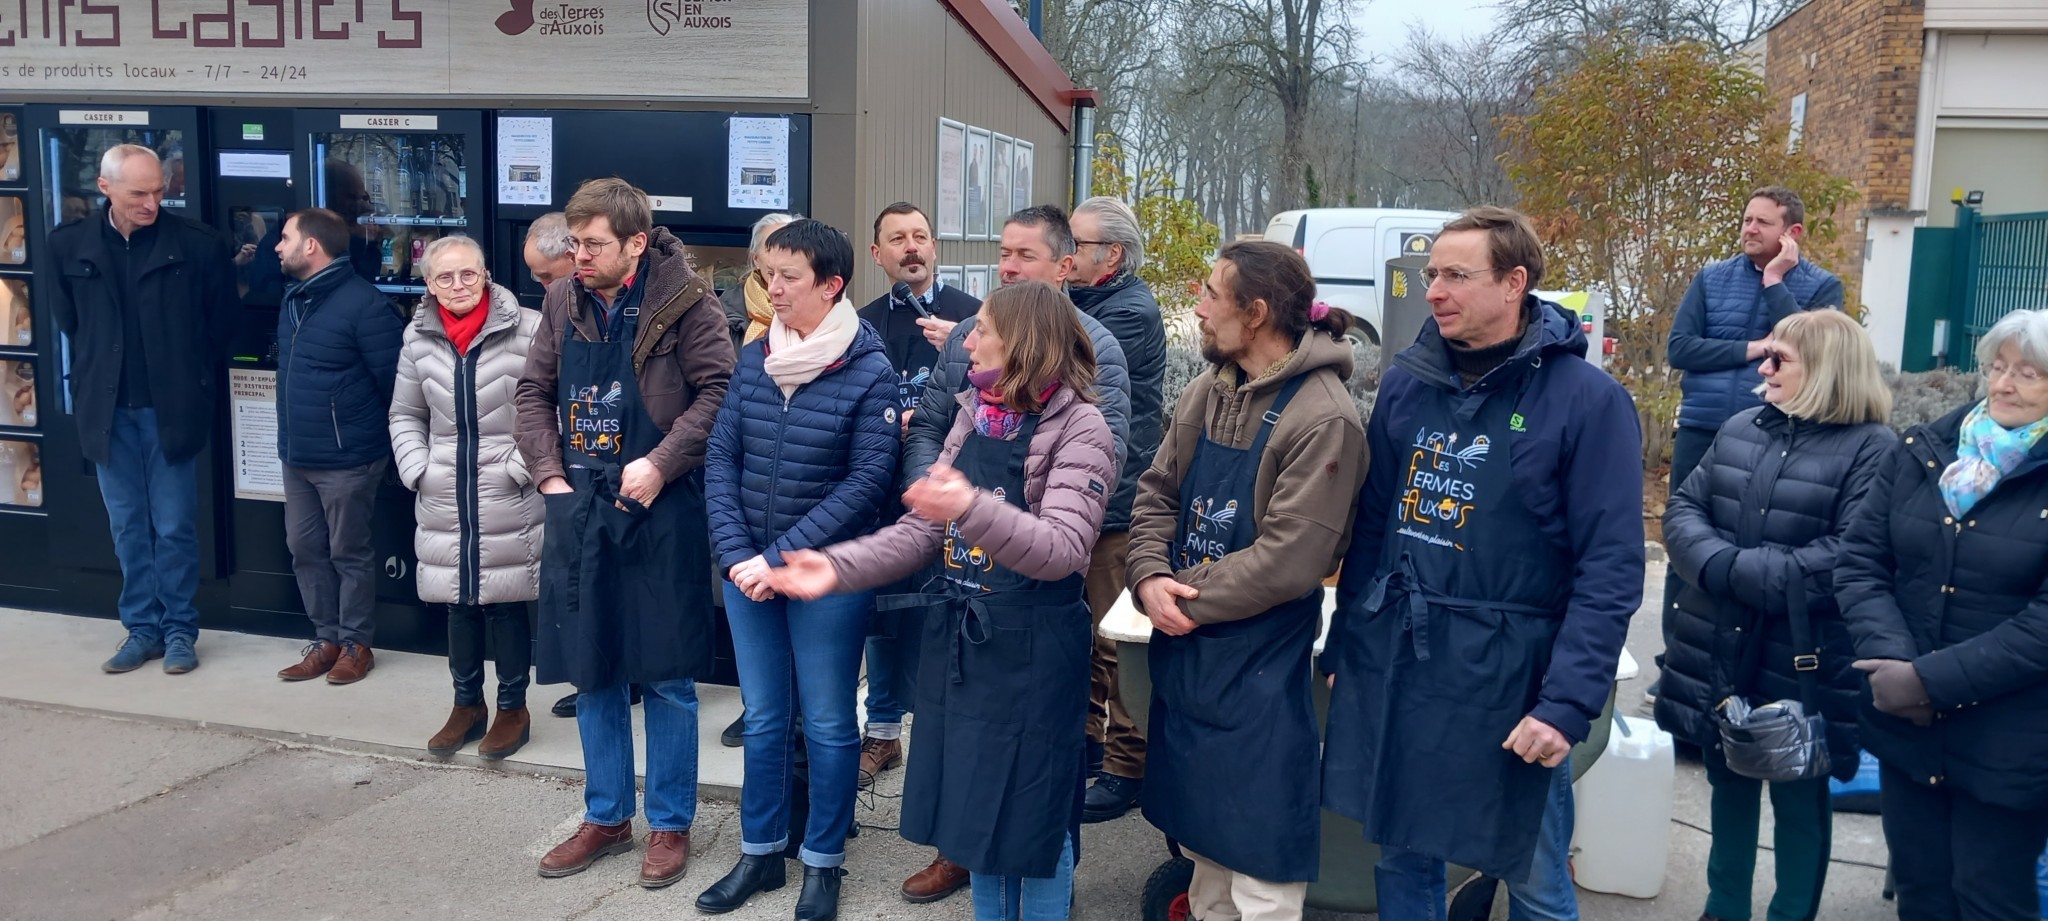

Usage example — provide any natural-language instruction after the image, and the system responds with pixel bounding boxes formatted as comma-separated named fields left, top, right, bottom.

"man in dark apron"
left=1126, top=241, right=1369, bottom=921
left=1320, top=207, right=1644, bottom=921
left=514, top=179, right=734, bottom=888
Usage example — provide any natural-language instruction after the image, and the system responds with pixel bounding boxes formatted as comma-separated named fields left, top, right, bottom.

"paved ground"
left=0, top=563, right=1898, bottom=920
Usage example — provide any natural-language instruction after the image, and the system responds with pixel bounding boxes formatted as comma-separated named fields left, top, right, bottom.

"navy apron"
left=535, top=292, right=714, bottom=691
left=878, top=411, right=1092, bottom=879
left=1142, top=375, right=1323, bottom=884
left=1321, top=365, right=1571, bottom=883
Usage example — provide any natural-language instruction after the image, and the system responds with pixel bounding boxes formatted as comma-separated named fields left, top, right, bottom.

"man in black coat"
left=1067, top=196, right=1166, bottom=821
left=852, top=202, right=980, bottom=786
left=269, top=208, right=405, bottom=687
left=47, top=144, right=236, bottom=676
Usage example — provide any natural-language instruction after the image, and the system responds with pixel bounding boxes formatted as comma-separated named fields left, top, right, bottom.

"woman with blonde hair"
left=1659, top=308, right=1895, bottom=921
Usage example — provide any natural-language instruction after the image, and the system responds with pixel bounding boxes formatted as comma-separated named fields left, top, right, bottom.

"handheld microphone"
left=893, top=281, right=935, bottom=320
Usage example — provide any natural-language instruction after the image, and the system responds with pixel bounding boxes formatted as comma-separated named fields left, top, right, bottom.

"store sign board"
left=58, top=110, right=150, bottom=126
left=340, top=115, right=439, bottom=131
left=0, top=1, right=808, bottom=100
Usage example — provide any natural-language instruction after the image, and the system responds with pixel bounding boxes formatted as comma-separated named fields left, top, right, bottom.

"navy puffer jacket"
left=1657, top=405, right=1893, bottom=780
left=1836, top=403, right=2048, bottom=808
left=707, top=316, right=902, bottom=571
left=1668, top=255, right=1841, bottom=433
left=277, top=260, right=406, bottom=469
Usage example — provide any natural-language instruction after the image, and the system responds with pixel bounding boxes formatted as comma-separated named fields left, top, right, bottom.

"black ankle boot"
left=695, top=854, right=786, bottom=914
left=795, top=865, right=845, bottom=921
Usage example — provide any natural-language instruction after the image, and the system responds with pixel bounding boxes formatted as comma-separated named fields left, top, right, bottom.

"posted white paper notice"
left=497, top=117, right=554, bottom=206
left=230, top=368, right=284, bottom=502
left=728, top=117, right=791, bottom=210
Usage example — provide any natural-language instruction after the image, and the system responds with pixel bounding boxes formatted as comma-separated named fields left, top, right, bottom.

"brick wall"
left=1763, top=0, right=1926, bottom=295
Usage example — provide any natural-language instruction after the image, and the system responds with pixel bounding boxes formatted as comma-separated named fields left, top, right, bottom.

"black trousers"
left=449, top=602, right=532, bottom=710
left=1881, top=763, right=2048, bottom=921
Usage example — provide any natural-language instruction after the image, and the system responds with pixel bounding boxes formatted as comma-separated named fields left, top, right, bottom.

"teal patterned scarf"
left=1939, top=400, right=2048, bottom=516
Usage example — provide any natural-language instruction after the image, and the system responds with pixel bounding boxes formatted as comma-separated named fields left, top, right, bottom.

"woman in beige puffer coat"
left=389, top=236, right=543, bottom=761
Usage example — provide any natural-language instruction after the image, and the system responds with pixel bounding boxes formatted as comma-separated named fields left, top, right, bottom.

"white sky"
left=1351, top=0, right=1501, bottom=51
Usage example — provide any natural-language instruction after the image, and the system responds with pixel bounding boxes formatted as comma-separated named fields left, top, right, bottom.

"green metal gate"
left=1946, top=207, right=2048, bottom=371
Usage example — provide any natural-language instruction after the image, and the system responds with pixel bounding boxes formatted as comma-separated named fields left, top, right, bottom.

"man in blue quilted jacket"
left=271, top=207, right=405, bottom=686
left=1655, top=187, right=1840, bottom=702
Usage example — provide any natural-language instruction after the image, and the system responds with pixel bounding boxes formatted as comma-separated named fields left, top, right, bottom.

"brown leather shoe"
left=326, top=642, right=375, bottom=685
left=428, top=705, right=489, bottom=756
left=539, top=821, right=634, bottom=878
left=639, top=830, right=690, bottom=888
left=858, top=736, right=903, bottom=788
left=901, top=855, right=970, bottom=903
left=479, top=707, right=531, bottom=760
left=278, top=640, right=340, bottom=681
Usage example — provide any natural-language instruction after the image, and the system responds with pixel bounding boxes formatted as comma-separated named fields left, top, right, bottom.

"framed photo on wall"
left=1011, top=140, right=1035, bottom=212
left=965, top=265, right=991, bottom=300
left=991, top=135, right=1013, bottom=230
left=936, top=119, right=966, bottom=241
left=938, top=265, right=965, bottom=292
left=965, top=127, right=993, bottom=241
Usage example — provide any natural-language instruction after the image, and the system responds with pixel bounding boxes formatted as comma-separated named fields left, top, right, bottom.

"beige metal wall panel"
left=850, top=0, right=1071, bottom=304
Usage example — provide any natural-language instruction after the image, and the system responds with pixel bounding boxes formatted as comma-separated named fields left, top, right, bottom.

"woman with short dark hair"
left=697, top=219, right=901, bottom=921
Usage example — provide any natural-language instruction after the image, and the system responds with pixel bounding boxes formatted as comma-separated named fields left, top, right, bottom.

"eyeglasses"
left=567, top=237, right=622, bottom=255
left=1988, top=360, right=2047, bottom=385
left=1073, top=239, right=1109, bottom=248
left=1421, top=267, right=1498, bottom=287
left=1761, top=349, right=1797, bottom=371
left=429, top=269, right=483, bottom=290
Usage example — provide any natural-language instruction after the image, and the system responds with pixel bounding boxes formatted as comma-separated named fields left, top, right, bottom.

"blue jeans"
left=863, top=630, right=912, bottom=735
left=970, top=830, right=1077, bottom=921
left=577, top=678, right=699, bottom=831
left=96, top=408, right=201, bottom=645
left=724, top=583, right=872, bottom=868
left=1375, top=764, right=1579, bottom=921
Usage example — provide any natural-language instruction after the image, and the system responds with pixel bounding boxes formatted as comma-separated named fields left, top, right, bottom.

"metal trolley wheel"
left=1141, top=855, right=1197, bottom=921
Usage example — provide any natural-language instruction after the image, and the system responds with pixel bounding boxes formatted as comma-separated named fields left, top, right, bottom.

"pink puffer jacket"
left=825, top=383, right=1115, bottom=591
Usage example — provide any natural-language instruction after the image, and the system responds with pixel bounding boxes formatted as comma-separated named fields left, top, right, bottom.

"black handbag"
left=1714, top=557, right=1832, bottom=782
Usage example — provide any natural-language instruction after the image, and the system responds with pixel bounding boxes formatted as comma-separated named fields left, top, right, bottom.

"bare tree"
left=1495, top=0, right=1802, bottom=63
left=1202, top=0, right=1358, bottom=215
left=1380, top=27, right=1530, bottom=207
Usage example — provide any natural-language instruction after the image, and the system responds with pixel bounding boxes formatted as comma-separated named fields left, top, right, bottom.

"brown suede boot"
left=428, top=705, right=489, bottom=756
left=278, top=640, right=340, bottom=681
left=478, top=707, right=531, bottom=760
left=326, top=642, right=375, bottom=685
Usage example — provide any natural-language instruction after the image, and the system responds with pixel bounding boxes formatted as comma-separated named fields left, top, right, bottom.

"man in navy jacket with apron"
left=515, top=179, right=734, bottom=887
left=1126, top=241, right=1368, bottom=921
left=1322, top=207, right=1644, bottom=920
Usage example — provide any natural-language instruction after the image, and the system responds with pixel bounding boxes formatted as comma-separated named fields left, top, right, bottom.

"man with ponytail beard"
left=1124, top=240, right=1368, bottom=920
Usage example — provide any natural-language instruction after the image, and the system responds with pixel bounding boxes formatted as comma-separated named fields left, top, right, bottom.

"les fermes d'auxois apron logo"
left=1398, top=426, right=1494, bottom=551
left=1175, top=496, right=1240, bottom=569
left=942, top=486, right=1006, bottom=590
left=566, top=381, right=626, bottom=457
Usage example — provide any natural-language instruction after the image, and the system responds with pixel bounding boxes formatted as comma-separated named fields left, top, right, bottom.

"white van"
left=1263, top=208, right=1460, bottom=344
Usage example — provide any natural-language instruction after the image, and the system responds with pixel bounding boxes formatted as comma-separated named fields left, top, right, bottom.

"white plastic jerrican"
left=1570, top=714, right=1675, bottom=898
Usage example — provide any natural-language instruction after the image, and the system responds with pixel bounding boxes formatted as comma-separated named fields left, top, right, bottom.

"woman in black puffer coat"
left=1660, top=309, right=1894, bottom=921
left=1836, top=308, right=2048, bottom=921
